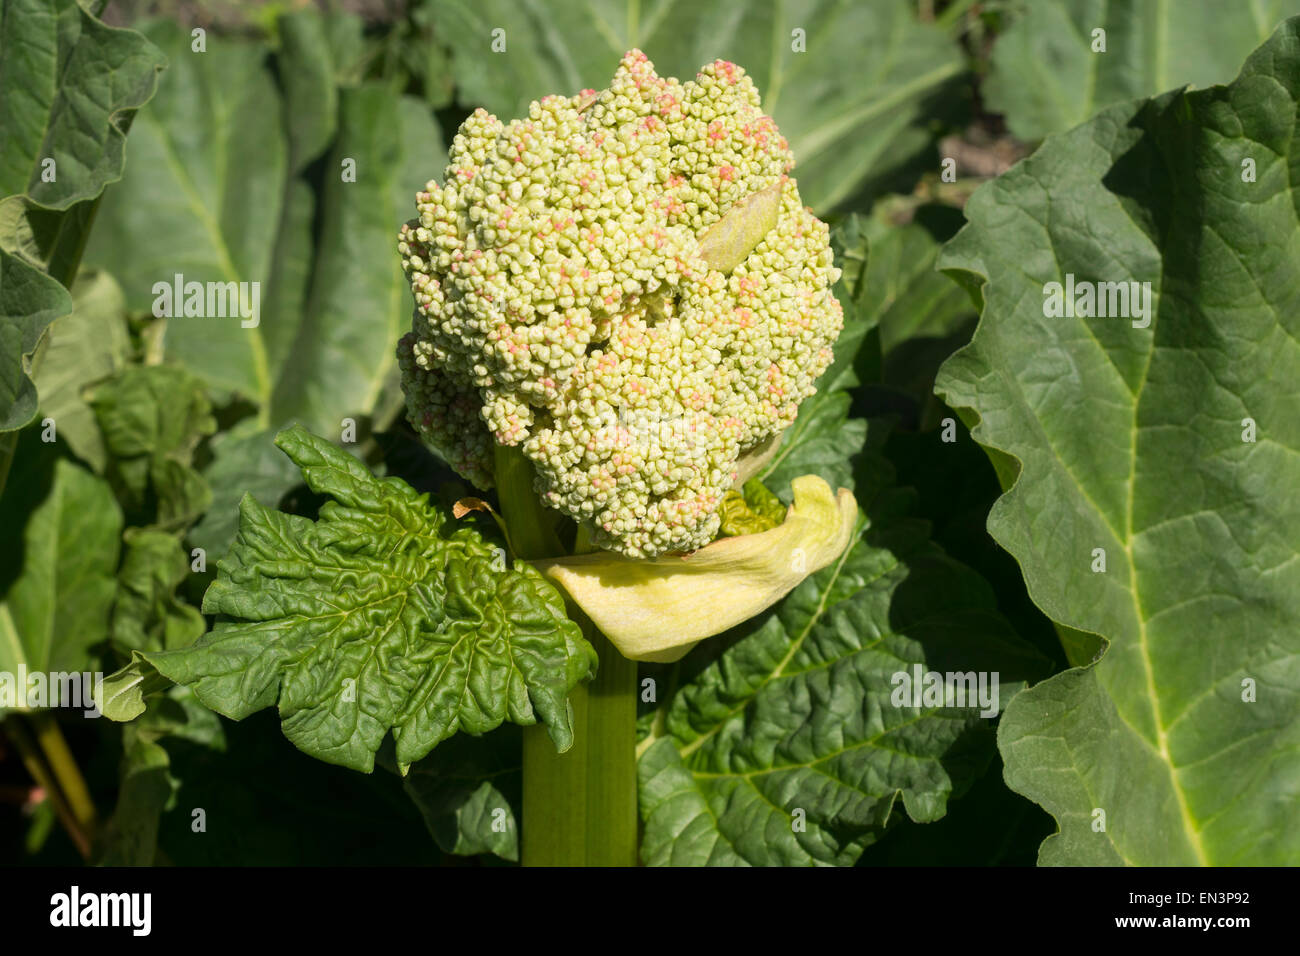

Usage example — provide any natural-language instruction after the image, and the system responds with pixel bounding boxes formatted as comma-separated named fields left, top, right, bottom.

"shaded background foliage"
left=2, top=0, right=1295, bottom=866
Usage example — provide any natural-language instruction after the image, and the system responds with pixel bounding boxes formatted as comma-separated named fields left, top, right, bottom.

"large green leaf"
left=0, top=443, right=123, bottom=701
left=268, top=91, right=439, bottom=427
left=105, top=426, right=596, bottom=773
left=28, top=269, right=130, bottom=471
left=936, top=19, right=1300, bottom=865
left=82, top=19, right=284, bottom=404
left=0, top=0, right=165, bottom=295
left=0, top=0, right=165, bottom=206
left=84, top=12, right=444, bottom=433
left=429, top=0, right=964, bottom=212
left=985, top=0, right=1300, bottom=140
left=401, top=727, right=521, bottom=861
left=637, top=426, right=1047, bottom=865
left=0, top=2, right=159, bottom=446
left=0, top=249, right=70, bottom=432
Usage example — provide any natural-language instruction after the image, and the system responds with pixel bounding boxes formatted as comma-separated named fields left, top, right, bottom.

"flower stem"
left=3, top=714, right=94, bottom=859
left=520, top=623, right=638, bottom=866
left=494, top=445, right=640, bottom=866
left=31, top=713, right=97, bottom=836
left=577, top=627, right=638, bottom=865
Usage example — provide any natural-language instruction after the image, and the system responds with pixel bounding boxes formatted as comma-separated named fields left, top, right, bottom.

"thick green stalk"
left=494, top=445, right=639, bottom=866
left=519, top=617, right=638, bottom=866
left=493, top=444, right=565, bottom=559
left=520, top=683, right=590, bottom=864
left=31, top=713, right=97, bottom=837
left=579, top=628, right=638, bottom=866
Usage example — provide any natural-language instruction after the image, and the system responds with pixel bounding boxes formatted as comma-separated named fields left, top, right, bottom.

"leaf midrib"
left=142, top=111, right=272, bottom=414
left=1119, top=288, right=1208, bottom=865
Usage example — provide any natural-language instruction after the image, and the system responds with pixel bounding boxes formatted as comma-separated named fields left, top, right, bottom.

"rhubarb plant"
left=3, top=0, right=1297, bottom=870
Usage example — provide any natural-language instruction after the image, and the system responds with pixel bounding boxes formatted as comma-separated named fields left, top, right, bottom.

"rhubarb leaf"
left=0, top=442, right=122, bottom=703
left=637, top=426, right=1047, bottom=865
left=111, top=426, right=595, bottom=773
left=984, top=0, right=1300, bottom=140
left=936, top=18, right=1300, bottom=865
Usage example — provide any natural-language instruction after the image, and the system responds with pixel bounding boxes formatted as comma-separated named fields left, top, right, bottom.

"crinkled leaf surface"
left=638, top=430, right=1047, bottom=865
left=129, top=426, right=595, bottom=772
left=936, top=19, right=1300, bottom=865
left=717, top=478, right=787, bottom=537
left=430, top=0, right=964, bottom=212
left=90, top=364, right=215, bottom=528
left=985, top=0, right=1300, bottom=140
left=111, top=528, right=205, bottom=655
left=84, top=13, right=444, bottom=433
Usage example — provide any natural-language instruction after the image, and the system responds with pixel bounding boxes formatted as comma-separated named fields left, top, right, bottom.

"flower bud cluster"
left=398, top=50, right=842, bottom=556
